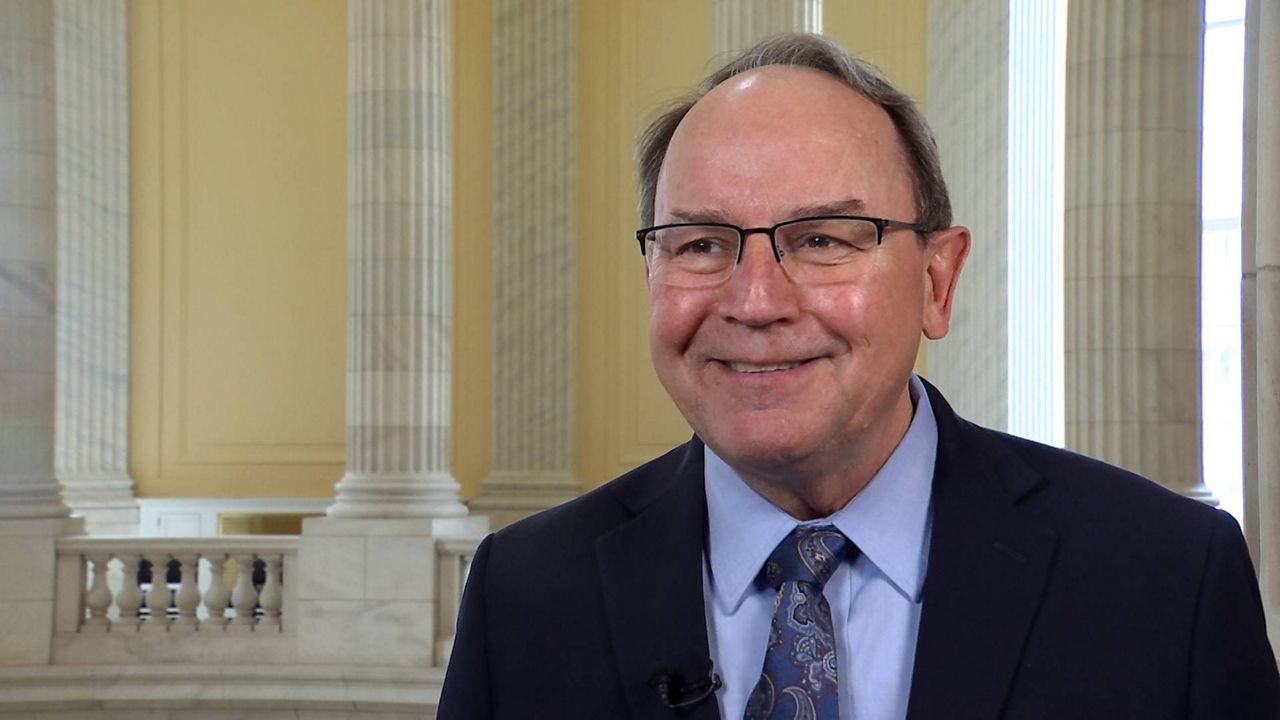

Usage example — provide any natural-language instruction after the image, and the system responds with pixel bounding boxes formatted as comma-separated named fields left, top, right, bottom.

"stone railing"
left=0, top=523, right=485, bottom=716
left=51, top=536, right=298, bottom=665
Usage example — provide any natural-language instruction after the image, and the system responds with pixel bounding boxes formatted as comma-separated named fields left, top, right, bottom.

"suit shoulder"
left=972, top=423, right=1225, bottom=535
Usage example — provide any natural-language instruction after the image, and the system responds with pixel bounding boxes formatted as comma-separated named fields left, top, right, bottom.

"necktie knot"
left=762, top=525, right=848, bottom=591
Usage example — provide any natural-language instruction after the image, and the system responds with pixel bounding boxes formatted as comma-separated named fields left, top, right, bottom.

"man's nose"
left=718, top=230, right=800, bottom=326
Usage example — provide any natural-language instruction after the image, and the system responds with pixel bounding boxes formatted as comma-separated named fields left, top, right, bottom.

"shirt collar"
left=704, top=375, right=938, bottom=613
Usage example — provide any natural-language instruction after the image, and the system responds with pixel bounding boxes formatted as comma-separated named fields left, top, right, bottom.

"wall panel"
left=129, top=0, right=347, bottom=497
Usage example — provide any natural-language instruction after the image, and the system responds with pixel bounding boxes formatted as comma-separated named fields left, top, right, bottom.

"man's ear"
left=921, top=225, right=970, bottom=340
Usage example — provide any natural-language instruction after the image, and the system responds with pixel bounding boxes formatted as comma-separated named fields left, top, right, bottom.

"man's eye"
left=801, top=234, right=848, bottom=249
left=677, top=238, right=725, bottom=255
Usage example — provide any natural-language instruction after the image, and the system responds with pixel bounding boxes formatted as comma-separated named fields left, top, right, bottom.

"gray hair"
left=636, top=33, right=951, bottom=238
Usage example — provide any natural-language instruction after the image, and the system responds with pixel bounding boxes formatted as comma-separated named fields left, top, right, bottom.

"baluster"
left=258, top=554, right=283, bottom=631
left=202, top=553, right=230, bottom=630
left=143, top=553, right=172, bottom=631
left=229, top=553, right=258, bottom=631
left=82, top=554, right=113, bottom=632
left=115, top=554, right=144, bottom=631
left=171, top=553, right=200, bottom=631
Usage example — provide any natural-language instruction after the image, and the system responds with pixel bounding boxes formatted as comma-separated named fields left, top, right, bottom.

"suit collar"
left=906, top=380, right=1059, bottom=720
left=596, top=438, right=721, bottom=719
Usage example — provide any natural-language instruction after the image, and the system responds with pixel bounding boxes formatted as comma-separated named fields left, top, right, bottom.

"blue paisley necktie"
left=744, top=525, right=852, bottom=720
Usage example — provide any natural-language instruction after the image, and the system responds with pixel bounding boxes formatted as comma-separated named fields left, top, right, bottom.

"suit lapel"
left=906, top=383, right=1059, bottom=720
left=597, top=440, right=721, bottom=720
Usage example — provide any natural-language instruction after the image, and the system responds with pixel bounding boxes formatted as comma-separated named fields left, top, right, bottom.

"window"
left=1200, top=0, right=1247, bottom=524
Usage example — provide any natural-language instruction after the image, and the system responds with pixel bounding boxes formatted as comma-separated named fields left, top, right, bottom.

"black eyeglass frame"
left=634, top=214, right=932, bottom=262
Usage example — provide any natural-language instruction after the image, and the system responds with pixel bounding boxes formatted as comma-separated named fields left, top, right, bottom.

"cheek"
left=804, top=273, right=921, bottom=344
left=648, top=286, right=711, bottom=356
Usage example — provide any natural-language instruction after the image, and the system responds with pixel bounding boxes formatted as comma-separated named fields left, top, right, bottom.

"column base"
left=328, top=471, right=468, bottom=519
left=0, top=474, right=71, bottom=521
left=1176, top=483, right=1221, bottom=508
left=470, top=471, right=580, bottom=530
left=57, top=472, right=140, bottom=535
left=70, top=504, right=140, bottom=536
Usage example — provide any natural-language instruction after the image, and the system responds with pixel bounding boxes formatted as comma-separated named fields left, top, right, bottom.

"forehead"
left=656, top=66, right=913, bottom=221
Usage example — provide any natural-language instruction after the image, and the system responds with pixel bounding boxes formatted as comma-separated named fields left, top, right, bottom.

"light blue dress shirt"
left=703, top=375, right=937, bottom=720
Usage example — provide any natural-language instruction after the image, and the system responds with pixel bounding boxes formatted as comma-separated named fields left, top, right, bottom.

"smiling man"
left=438, top=34, right=1278, bottom=720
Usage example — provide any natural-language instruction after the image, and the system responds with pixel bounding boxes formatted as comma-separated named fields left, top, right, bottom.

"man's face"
left=648, top=66, right=965, bottom=484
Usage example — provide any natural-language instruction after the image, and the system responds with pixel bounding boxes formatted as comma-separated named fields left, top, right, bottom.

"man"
left=439, top=34, right=1279, bottom=719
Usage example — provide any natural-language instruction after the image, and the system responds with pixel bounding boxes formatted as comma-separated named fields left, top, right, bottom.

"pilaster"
left=0, top=0, right=71, bottom=522
left=53, top=0, right=139, bottom=535
left=926, top=0, right=1063, bottom=443
left=470, top=0, right=578, bottom=529
left=713, top=0, right=821, bottom=57
left=926, top=0, right=1010, bottom=431
left=1245, top=0, right=1280, bottom=644
left=330, top=0, right=467, bottom=518
left=1063, top=0, right=1215, bottom=504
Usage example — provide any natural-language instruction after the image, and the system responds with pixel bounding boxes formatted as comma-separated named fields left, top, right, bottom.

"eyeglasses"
left=634, top=214, right=929, bottom=288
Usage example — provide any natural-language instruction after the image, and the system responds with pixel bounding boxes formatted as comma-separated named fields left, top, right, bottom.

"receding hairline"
left=636, top=33, right=953, bottom=236
left=654, top=65, right=919, bottom=222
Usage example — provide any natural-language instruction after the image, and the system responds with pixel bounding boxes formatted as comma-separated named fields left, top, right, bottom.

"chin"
left=700, top=424, right=823, bottom=474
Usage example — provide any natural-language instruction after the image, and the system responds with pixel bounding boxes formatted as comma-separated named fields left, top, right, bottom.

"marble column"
left=469, top=0, right=578, bottom=530
left=52, top=0, right=138, bottom=535
left=0, top=0, right=71, bottom=522
left=328, top=0, right=466, bottom=518
left=714, top=0, right=821, bottom=57
left=1064, top=0, right=1215, bottom=503
left=927, top=0, right=1063, bottom=444
left=1244, top=0, right=1280, bottom=642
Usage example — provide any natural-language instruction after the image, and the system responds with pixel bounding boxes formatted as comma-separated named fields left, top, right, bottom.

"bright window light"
left=1200, top=0, right=1246, bottom=524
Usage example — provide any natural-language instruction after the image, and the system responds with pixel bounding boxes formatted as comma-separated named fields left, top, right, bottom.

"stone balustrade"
left=0, top=531, right=482, bottom=715
left=50, top=537, right=298, bottom=667
left=56, top=537, right=294, bottom=635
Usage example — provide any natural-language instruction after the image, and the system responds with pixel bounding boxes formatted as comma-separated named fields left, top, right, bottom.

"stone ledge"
left=0, top=664, right=444, bottom=714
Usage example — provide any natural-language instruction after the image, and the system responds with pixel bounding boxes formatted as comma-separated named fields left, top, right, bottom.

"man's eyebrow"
left=782, top=199, right=867, bottom=218
left=666, top=207, right=736, bottom=224
left=665, top=199, right=867, bottom=225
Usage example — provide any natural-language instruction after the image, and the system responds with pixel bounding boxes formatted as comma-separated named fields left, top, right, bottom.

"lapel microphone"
left=650, top=661, right=723, bottom=710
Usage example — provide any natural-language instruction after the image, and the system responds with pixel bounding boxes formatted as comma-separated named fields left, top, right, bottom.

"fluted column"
left=1245, top=0, right=1280, bottom=641
left=926, top=1, right=1010, bottom=431
left=329, top=0, right=466, bottom=518
left=714, top=0, right=821, bottom=57
left=469, top=0, right=578, bottom=529
left=927, top=0, right=1063, bottom=444
left=0, top=0, right=71, bottom=521
left=52, top=0, right=138, bottom=535
left=1064, top=1, right=1214, bottom=503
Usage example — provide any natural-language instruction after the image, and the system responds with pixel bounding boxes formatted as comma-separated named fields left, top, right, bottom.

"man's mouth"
left=723, top=359, right=810, bottom=373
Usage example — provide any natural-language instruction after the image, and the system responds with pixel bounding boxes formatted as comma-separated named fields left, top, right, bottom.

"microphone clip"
left=650, top=661, right=723, bottom=711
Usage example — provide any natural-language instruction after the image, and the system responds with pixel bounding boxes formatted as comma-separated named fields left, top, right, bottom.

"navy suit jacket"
left=438, top=381, right=1279, bottom=719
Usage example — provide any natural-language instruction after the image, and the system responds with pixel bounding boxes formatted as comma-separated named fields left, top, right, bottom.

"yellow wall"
left=452, top=0, right=494, bottom=499
left=576, top=0, right=715, bottom=489
left=129, top=0, right=348, bottom=498
left=127, top=0, right=930, bottom=499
